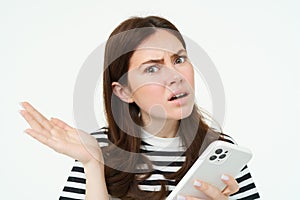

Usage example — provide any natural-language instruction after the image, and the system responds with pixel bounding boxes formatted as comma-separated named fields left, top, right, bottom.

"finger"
left=20, top=109, right=44, bottom=132
left=221, top=174, right=239, bottom=196
left=25, top=128, right=49, bottom=146
left=193, top=180, right=226, bottom=200
left=50, top=117, right=73, bottom=131
left=21, top=102, right=53, bottom=130
left=25, top=128, right=65, bottom=154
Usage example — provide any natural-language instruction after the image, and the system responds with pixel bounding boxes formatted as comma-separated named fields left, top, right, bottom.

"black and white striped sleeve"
left=229, top=165, right=260, bottom=200
left=59, top=128, right=109, bottom=200
left=221, top=134, right=260, bottom=200
left=59, top=160, right=86, bottom=200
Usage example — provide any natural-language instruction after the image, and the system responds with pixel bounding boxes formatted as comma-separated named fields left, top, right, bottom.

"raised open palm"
left=20, top=102, right=103, bottom=165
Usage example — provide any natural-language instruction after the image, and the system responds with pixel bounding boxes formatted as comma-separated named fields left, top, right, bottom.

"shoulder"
left=90, top=127, right=110, bottom=147
left=202, top=129, right=237, bottom=149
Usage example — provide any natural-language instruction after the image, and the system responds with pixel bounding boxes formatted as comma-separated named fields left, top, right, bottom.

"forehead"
left=136, top=29, right=183, bottom=52
left=129, top=29, right=185, bottom=68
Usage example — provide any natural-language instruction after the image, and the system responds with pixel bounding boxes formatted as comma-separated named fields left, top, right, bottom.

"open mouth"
left=168, top=92, right=188, bottom=101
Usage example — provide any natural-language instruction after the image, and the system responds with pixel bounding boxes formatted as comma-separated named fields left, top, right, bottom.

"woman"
left=20, top=16, right=260, bottom=200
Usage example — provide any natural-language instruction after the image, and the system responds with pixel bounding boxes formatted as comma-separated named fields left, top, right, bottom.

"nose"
left=166, top=69, right=183, bottom=86
left=161, top=52, right=183, bottom=86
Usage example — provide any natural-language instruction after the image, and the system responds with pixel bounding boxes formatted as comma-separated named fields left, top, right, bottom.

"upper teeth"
left=173, top=93, right=186, bottom=98
left=175, top=93, right=185, bottom=98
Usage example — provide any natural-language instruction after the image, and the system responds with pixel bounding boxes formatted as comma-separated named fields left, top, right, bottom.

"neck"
left=141, top=113, right=179, bottom=138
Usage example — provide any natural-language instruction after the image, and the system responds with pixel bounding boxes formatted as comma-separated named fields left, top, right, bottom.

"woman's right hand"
left=19, top=101, right=104, bottom=166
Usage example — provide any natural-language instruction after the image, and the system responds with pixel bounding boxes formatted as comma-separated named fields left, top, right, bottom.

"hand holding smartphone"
left=166, top=140, right=252, bottom=200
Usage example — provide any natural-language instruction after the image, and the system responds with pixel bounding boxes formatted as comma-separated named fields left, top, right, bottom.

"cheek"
left=180, top=67, right=195, bottom=89
left=132, top=85, right=165, bottom=107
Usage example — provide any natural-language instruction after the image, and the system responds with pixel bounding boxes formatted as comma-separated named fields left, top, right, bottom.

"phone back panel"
left=166, top=141, right=252, bottom=200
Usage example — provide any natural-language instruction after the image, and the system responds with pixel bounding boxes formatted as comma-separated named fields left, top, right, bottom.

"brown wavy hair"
left=102, top=16, right=222, bottom=199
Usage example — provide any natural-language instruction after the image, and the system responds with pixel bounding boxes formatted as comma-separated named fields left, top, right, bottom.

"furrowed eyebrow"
left=171, top=49, right=187, bottom=60
left=139, top=49, right=187, bottom=66
left=140, top=58, right=164, bottom=65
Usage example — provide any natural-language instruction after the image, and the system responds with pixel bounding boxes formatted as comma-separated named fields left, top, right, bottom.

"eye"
left=174, top=56, right=186, bottom=64
left=145, top=65, right=159, bottom=74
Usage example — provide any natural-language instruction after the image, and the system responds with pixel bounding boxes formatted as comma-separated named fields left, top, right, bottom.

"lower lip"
left=168, top=95, right=189, bottom=106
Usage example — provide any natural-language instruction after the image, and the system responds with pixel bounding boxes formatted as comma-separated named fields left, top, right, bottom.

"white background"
left=1, top=0, right=299, bottom=199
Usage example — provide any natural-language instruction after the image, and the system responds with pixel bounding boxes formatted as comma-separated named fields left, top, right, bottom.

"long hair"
left=102, top=16, right=222, bottom=199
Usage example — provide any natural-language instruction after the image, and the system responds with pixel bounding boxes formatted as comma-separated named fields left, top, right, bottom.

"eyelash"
left=144, top=56, right=187, bottom=74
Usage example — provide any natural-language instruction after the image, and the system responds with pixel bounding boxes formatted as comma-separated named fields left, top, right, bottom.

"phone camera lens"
left=219, top=154, right=226, bottom=159
left=215, top=149, right=223, bottom=154
left=209, top=155, right=217, bottom=161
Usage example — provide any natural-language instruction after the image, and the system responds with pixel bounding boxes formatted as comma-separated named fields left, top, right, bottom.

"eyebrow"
left=139, top=49, right=187, bottom=66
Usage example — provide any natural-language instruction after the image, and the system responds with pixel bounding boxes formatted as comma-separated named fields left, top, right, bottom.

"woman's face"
left=127, top=29, right=195, bottom=121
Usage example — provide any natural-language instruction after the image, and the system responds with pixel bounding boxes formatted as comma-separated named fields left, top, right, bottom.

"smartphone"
left=166, top=140, right=252, bottom=200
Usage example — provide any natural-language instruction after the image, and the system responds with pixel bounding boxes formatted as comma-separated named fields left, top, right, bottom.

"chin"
left=171, top=107, right=194, bottom=120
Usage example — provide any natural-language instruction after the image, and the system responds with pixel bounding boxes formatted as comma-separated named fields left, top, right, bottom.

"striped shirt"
left=59, top=128, right=260, bottom=200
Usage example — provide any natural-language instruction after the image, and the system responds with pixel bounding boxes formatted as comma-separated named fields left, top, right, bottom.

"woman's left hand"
left=180, top=174, right=239, bottom=200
